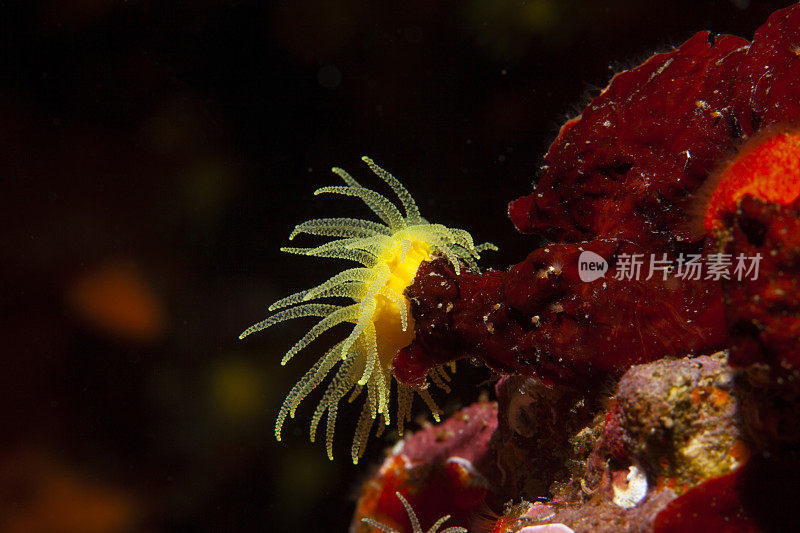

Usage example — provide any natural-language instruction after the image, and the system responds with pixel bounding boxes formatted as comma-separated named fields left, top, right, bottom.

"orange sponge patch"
left=704, top=128, right=800, bottom=233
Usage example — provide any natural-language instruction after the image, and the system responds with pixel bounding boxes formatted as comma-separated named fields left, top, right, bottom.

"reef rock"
left=352, top=400, right=499, bottom=532
left=363, top=3, right=800, bottom=532
left=395, top=1, right=800, bottom=394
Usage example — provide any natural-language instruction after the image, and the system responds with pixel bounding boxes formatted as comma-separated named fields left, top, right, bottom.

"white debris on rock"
left=516, top=524, right=575, bottom=533
left=612, top=465, right=648, bottom=509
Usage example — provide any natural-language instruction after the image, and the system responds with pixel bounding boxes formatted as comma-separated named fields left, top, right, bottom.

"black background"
left=0, top=1, right=789, bottom=531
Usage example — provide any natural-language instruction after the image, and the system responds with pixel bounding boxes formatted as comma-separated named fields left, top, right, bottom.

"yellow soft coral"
left=240, top=157, right=495, bottom=463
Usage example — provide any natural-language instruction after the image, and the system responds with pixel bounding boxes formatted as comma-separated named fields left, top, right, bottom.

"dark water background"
left=0, top=1, right=788, bottom=531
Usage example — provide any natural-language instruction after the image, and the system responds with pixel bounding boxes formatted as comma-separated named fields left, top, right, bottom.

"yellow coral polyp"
left=373, top=239, right=430, bottom=363
left=239, top=156, right=496, bottom=464
left=362, top=491, right=467, bottom=533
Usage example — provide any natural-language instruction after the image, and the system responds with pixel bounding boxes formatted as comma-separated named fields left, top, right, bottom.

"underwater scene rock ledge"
left=245, top=3, right=800, bottom=532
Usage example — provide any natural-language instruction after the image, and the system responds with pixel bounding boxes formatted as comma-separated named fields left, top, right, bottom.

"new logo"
left=578, top=250, right=608, bottom=282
